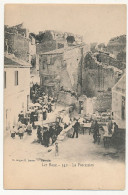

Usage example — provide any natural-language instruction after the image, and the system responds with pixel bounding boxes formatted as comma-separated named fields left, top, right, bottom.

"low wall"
left=93, top=92, right=112, bottom=112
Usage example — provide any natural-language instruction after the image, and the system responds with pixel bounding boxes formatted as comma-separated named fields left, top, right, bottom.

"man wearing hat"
left=42, top=107, right=47, bottom=120
left=72, top=118, right=80, bottom=138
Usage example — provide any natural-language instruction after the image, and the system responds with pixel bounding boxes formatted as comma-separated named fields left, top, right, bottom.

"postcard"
left=4, top=4, right=126, bottom=190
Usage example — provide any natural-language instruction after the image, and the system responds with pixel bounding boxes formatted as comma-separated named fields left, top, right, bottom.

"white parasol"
left=34, top=103, right=42, bottom=107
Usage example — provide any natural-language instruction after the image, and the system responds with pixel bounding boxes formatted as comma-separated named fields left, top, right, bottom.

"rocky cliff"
left=107, top=35, right=126, bottom=62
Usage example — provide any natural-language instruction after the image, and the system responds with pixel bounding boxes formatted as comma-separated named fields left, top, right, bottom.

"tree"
left=117, top=51, right=126, bottom=63
left=66, top=36, right=75, bottom=43
left=35, top=31, right=53, bottom=43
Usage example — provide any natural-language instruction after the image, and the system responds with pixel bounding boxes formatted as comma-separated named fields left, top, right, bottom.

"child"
left=10, top=126, right=16, bottom=139
left=18, top=126, right=24, bottom=139
left=27, top=122, right=32, bottom=135
left=55, top=142, right=59, bottom=156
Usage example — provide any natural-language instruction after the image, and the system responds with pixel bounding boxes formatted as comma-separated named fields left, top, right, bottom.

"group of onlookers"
left=10, top=121, right=33, bottom=139
left=36, top=113, right=72, bottom=147
left=10, top=83, right=120, bottom=149
left=37, top=122, right=62, bottom=147
left=10, top=89, right=58, bottom=143
left=90, top=118, right=119, bottom=144
left=30, top=83, right=41, bottom=103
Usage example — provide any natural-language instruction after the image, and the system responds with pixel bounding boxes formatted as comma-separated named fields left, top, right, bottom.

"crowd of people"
left=36, top=121, right=64, bottom=147
left=10, top=83, right=56, bottom=140
left=10, top=83, right=120, bottom=149
left=10, top=120, right=33, bottom=139
left=70, top=115, right=119, bottom=145
left=10, top=84, right=72, bottom=146
left=90, top=118, right=119, bottom=144
left=36, top=106, right=72, bottom=147
left=10, top=106, right=119, bottom=149
left=30, top=83, right=41, bottom=104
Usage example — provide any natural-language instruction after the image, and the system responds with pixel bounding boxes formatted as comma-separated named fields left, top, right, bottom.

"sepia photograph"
left=3, top=3, right=126, bottom=190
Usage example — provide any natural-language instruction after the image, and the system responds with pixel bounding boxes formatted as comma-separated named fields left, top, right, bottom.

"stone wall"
left=36, top=40, right=57, bottom=54
left=83, top=53, right=122, bottom=97
left=58, top=91, right=77, bottom=106
left=39, top=46, right=84, bottom=95
left=5, top=32, right=29, bottom=62
left=93, top=91, right=112, bottom=112
left=96, top=53, right=125, bottom=70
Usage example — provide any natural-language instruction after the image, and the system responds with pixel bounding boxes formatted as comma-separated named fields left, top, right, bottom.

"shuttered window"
left=14, top=71, right=18, bottom=86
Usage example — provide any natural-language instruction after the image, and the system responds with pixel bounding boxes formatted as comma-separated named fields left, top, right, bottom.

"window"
left=47, top=56, right=51, bottom=65
left=14, top=71, right=18, bottom=86
left=44, top=77, right=48, bottom=81
left=4, top=71, right=6, bottom=88
left=43, top=63, right=45, bottom=69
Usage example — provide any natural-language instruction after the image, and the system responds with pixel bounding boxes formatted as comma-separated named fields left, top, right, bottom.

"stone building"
left=5, top=31, right=30, bottom=62
left=112, top=74, right=126, bottom=129
left=83, top=52, right=123, bottom=96
left=4, top=24, right=36, bottom=64
left=4, top=53, right=31, bottom=132
left=36, top=30, right=83, bottom=54
left=4, top=24, right=38, bottom=84
left=39, top=43, right=88, bottom=98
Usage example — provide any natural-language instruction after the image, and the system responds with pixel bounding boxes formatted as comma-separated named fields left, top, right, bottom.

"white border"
left=0, top=0, right=127, bottom=195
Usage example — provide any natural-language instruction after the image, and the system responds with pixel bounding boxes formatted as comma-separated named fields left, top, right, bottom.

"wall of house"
left=112, top=75, right=126, bottom=129
left=39, top=46, right=84, bottom=96
left=112, top=91, right=125, bottom=129
left=39, top=53, right=63, bottom=96
left=63, top=47, right=82, bottom=92
left=29, top=41, right=36, bottom=56
left=4, top=67, right=30, bottom=131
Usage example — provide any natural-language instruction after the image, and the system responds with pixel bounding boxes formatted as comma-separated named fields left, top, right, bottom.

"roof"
left=40, top=43, right=85, bottom=55
left=41, top=47, right=65, bottom=55
left=4, top=53, right=31, bottom=68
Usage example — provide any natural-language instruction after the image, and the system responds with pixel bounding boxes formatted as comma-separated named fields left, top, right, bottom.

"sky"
left=4, top=4, right=126, bottom=44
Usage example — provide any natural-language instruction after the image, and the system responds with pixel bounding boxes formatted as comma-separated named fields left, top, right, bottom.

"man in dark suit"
left=72, top=119, right=80, bottom=138
left=93, top=120, right=99, bottom=143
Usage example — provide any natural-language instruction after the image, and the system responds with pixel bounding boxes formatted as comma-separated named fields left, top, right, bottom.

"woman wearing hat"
left=43, top=125, right=49, bottom=147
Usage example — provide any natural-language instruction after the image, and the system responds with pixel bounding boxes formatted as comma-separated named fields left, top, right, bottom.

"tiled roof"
left=112, top=73, right=126, bottom=95
left=40, top=43, right=85, bottom=55
left=4, top=53, right=31, bottom=67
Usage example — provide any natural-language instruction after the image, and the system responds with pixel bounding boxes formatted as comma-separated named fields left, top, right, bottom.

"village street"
left=4, top=121, right=125, bottom=164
